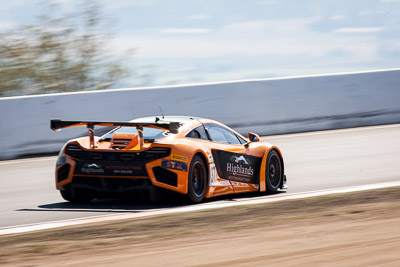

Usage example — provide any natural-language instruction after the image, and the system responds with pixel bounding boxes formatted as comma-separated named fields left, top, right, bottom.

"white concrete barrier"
left=1, top=69, right=400, bottom=160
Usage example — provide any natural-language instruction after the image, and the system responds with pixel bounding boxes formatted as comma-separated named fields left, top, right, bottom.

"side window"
left=205, top=124, right=242, bottom=145
left=186, top=125, right=209, bottom=140
left=236, top=135, right=248, bottom=144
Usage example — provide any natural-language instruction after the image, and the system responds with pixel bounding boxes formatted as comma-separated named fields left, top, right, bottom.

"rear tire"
left=187, top=155, right=207, bottom=203
left=265, top=150, right=283, bottom=193
left=60, top=187, right=73, bottom=201
left=60, top=186, right=93, bottom=203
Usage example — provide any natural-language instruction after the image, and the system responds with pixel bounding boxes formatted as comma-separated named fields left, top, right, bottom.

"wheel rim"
left=192, top=162, right=205, bottom=197
left=268, top=155, right=281, bottom=188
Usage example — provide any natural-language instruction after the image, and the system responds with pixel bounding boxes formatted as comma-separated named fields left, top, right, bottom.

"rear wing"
left=50, top=119, right=181, bottom=149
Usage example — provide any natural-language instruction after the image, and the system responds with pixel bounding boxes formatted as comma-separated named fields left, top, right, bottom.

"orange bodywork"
left=54, top=116, right=285, bottom=200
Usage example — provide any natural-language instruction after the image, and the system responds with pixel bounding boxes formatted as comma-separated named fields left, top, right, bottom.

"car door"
left=204, top=124, right=261, bottom=193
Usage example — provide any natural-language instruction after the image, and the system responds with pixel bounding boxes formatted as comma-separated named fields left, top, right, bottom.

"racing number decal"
left=211, top=150, right=261, bottom=184
left=207, top=154, right=218, bottom=186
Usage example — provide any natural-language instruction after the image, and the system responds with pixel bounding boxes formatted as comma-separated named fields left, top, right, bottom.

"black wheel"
left=265, top=150, right=282, bottom=193
left=60, top=186, right=93, bottom=203
left=187, top=155, right=207, bottom=203
left=60, top=187, right=73, bottom=201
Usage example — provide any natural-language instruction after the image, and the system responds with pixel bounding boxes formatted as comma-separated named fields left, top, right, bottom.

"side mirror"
left=248, top=132, right=260, bottom=142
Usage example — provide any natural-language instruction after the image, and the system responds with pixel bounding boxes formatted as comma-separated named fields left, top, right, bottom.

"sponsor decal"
left=226, top=162, right=254, bottom=176
left=75, top=161, right=147, bottom=176
left=81, top=163, right=104, bottom=174
left=162, top=160, right=188, bottom=172
left=171, top=154, right=189, bottom=163
left=230, top=155, right=250, bottom=165
left=104, top=165, right=142, bottom=175
left=212, top=150, right=261, bottom=184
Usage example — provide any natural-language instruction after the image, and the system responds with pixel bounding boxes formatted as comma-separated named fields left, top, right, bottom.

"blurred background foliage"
left=0, top=0, right=130, bottom=97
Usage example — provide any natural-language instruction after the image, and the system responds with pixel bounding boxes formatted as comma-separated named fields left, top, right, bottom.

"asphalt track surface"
left=1, top=124, right=399, bottom=229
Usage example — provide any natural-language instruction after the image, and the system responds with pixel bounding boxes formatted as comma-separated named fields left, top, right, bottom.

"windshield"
left=100, top=127, right=168, bottom=142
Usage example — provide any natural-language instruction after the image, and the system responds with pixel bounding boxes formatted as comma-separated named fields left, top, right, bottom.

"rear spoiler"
left=50, top=119, right=181, bottom=149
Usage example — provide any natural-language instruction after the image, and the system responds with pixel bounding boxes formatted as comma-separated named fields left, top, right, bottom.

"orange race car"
left=51, top=116, right=287, bottom=203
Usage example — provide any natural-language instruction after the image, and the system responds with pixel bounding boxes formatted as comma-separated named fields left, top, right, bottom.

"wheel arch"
left=260, top=146, right=285, bottom=192
left=192, top=150, right=209, bottom=178
left=271, top=147, right=284, bottom=184
left=187, top=150, right=209, bottom=203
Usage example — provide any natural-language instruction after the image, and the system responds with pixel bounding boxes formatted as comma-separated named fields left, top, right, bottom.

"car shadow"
left=210, top=190, right=286, bottom=202
left=16, top=190, right=287, bottom=213
left=17, top=197, right=186, bottom=213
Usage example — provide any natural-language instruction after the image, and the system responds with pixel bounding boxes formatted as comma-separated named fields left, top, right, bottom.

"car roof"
left=130, top=116, right=220, bottom=126
left=129, top=116, right=235, bottom=136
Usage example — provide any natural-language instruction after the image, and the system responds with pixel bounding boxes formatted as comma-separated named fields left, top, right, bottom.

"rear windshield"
left=100, top=127, right=167, bottom=142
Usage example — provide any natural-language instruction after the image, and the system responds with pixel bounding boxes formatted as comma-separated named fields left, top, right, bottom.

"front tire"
left=265, top=150, right=283, bottom=193
left=187, top=155, right=207, bottom=203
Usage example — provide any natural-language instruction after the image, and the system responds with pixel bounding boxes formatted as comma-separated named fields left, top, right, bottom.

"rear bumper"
left=67, top=176, right=153, bottom=192
left=55, top=150, right=186, bottom=195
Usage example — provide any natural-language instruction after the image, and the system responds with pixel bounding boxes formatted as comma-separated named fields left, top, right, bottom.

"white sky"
left=1, top=0, right=400, bottom=88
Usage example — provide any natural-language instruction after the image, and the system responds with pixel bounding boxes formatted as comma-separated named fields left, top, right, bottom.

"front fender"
left=259, top=146, right=284, bottom=192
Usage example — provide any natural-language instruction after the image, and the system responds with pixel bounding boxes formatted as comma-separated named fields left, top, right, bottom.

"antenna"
left=159, top=106, right=165, bottom=119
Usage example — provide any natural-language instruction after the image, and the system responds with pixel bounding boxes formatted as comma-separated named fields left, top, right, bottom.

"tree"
left=0, top=1, right=129, bottom=97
